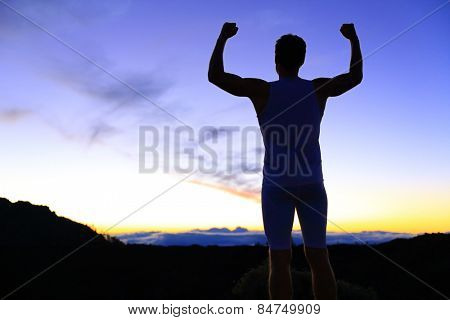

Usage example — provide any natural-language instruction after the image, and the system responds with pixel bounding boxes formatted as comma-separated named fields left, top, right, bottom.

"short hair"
left=275, top=34, right=306, bottom=70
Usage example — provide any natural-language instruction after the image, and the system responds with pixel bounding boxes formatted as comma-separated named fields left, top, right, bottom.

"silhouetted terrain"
left=0, top=197, right=448, bottom=299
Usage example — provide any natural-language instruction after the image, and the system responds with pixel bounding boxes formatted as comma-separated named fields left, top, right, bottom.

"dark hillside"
left=0, top=197, right=448, bottom=299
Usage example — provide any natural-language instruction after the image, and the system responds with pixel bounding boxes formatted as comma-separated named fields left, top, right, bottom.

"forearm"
left=349, top=37, right=363, bottom=80
left=208, top=36, right=227, bottom=82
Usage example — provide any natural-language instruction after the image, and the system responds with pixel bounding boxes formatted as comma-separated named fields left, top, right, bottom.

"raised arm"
left=208, top=22, right=268, bottom=114
left=313, top=23, right=363, bottom=99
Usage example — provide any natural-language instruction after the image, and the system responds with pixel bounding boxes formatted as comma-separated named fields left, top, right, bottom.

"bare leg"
left=268, top=249, right=293, bottom=299
left=304, top=246, right=337, bottom=299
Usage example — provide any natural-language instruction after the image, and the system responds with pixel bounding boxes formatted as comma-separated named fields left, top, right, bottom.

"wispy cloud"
left=0, top=108, right=31, bottom=123
left=34, top=52, right=175, bottom=145
left=1, top=1, right=175, bottom=147
left=0, top=0, right=130, bottom=34
left=47, top=58, right=172, bottom=112
left=88, top=121, right=121, bottom=144
left=157, top=125, right=265, bottom=194
left=190, top=179, right=260, bottom=202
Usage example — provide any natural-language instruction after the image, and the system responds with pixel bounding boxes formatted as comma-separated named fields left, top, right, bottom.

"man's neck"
left=279, top=74, right=299, bottom=80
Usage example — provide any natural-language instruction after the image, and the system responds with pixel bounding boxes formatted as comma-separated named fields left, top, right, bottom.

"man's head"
left=275, top=34, right=306, bottom=76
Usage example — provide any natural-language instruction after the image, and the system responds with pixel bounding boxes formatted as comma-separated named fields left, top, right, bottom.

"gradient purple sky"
left=0, top=0, right=449, bottom=233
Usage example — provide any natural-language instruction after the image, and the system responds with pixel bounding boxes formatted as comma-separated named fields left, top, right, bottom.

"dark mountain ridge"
left=0, top=197, right=109, bottom=247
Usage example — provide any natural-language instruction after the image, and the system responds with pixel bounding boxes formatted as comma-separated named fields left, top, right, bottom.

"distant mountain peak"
left=233, top=227, right=248, bottom=233
left=193, top=227, right=249, bottom=234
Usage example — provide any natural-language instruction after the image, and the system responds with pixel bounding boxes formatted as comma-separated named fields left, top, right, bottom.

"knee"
left=269, top=249, right=292, bottom=271
left=304, top=246, right=330, bottom=270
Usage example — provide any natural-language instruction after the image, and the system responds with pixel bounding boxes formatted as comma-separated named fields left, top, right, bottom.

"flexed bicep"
left=315, top=24, right=363, bottom=99
left=318, top=72, right=361, bottom=98
left=208, top=22, right=269, bottom=112
left=212, top=74, right=267, bottom=98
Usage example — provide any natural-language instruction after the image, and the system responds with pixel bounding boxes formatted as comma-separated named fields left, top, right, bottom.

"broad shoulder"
left=244, top=78, right=270, bottom=91
left=312, top=77, right=331, bottom=90
left=244, top=78, right=270, bottom=116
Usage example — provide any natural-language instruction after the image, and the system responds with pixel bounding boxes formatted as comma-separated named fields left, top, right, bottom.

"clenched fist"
left=340, top=23, right=358, bottom=40
left=219, top=22, right=238, bottom=40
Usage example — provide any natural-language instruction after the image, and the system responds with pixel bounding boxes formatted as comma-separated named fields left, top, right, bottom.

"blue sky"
left=0, top=0, right=449, bottom=234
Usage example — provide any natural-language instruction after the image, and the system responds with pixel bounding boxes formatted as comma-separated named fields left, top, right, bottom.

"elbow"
left=208, top=71, right=221, bottom=85
left=354, top=72, right=363, bottom=86
left=208, top=71, right=215, bottom=84
left=208, top=70, right=216, bottom=84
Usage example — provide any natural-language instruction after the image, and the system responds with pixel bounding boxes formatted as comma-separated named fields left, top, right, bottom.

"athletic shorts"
left=261, top=182, right=328, bottom=250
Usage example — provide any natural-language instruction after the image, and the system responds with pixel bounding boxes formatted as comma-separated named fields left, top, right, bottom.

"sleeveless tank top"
left=257, top=77, right=324, bottom=187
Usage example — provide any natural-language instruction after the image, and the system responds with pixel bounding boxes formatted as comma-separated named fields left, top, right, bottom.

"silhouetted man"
left=208, top=22, right=363, bottom=299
